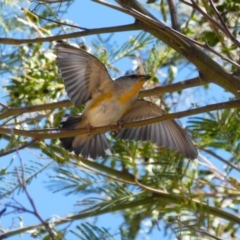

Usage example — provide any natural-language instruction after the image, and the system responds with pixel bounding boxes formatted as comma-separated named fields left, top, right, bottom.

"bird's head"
left=115, top=74, right=151, bottom=87
left=114, top=74, right=151, bottom=98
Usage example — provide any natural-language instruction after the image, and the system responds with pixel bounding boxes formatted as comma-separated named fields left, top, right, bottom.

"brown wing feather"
left=56, top=42, right=113, bottom=106
left=118, top=100, right=198, bottom=159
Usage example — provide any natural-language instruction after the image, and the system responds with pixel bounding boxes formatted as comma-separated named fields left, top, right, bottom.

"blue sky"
left=0, top=0, right=236, bottom=239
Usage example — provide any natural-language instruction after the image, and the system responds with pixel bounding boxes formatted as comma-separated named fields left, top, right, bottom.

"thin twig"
left=93, top=0, right=128, bottom=15
left=180, top=0, right=240, bottom=48
left=118, top=6, right=240, bottom=96
left=128, top=5, right=240, bottom=69
left=1, top=160, right=54, bottom=199
left=0, top=139, right=37, bottom=158
left=0, top=23, right=142, bottom=45
left=16, top=152, right=56, bottom=239
left=167, top=0, right=181, bottom=31
left=0, top=111, right=31, bottom=127
left=203, top=43, right=240, bottom=69
left=115, top=0, right=160, bottom=21
left=208, top=0, right=240, bottom=48
left=198, top=153, right=225, bottom=180
left=33, top=0, right=71, bottom=3
left=2, top=190, right=240, bottom=239
left=176, top=217, right=223, bottom=240
left=0, top=102, right=9, bottom=109
left=81, top=0, right=240, bottom=71
left=40, top=141, right=138, bottom=183
left=28, top=8, right=89, bottom=31
left=0, top=100, right=72, bottom=120
left=139, top=77, right=206, bottom=97
left=201, top=148, right=240, bottom=173
left=180, top=0, right=226, bottom=34
left=4, top=110, right=54, bottom=127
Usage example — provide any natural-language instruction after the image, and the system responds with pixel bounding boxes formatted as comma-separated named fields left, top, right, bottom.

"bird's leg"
left=109, top=120, right=123, bottom=130
left=116, top=120, right=124, bottom=129
left=86, top=124, right=94, bottom=135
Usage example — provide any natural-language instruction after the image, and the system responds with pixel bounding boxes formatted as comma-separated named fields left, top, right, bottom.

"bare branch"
left=2, top=191, right=240, bottom=239
left=15, top=155, right=56, bottom=240
left=198, top=153, right=225, bottom=180
left=0, top=102, right=9, bottom=109
left=139, top=76, right=207, bottom=97
left=115, top=0, right=159, bottom=21
left=208, top=0, right=240, bottom=48
left=28, top=8, right=89, bottom=31
left=34, top=0, right=71, bottom=3
left=202, top=43, right=240, bottom=69
left=180, top=0, right=240, bottom=48
left=167, top=0, right=181, bottom=31
left=201, top=148, right=240, bottom=173
left=0, top=99, right=239, bottom=140
left=0, top=139, right=37, bottom=158
left=117, top=7, right=240, bottom=97
left=0, top=23, right=142, bottom=45
left=0, top=100, right=71, bottom=120
left=0, top=77, right=207, bottom=120
left=177, top=217, right=223, bottom=240
left=180, top=0, right=227, bottom=34
left=92, top=0, right=129, bottom=15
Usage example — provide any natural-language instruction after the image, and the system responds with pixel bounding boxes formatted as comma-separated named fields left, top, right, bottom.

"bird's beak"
left=139, top=75, right=151, bottom=81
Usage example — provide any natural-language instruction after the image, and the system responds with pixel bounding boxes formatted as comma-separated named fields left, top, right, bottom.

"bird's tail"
left=59, top=115, right=114, bottom=159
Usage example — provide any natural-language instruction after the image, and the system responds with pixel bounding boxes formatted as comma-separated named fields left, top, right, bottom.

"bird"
left=56, top=41, right=198, bottom=160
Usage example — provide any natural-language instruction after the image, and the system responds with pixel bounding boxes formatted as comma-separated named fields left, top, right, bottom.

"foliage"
left=0, top=0, right=240, bottom=239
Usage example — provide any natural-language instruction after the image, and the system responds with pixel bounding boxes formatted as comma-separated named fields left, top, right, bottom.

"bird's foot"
left=109, top=121, right=123, bottom=130
left=116, top=120, right=123, bottom=129
left=86, top=124, right=94, bottom=135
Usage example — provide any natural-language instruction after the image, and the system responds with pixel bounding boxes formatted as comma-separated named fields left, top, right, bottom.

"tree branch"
left=0, top=77, right=207, bottom=120
left=16, top=155, right=56, bottom=239
left=201, top=148, right=240, bottom=173
left=28, top=8, right=89, bottom=31
left=0, top=23, right=141, bottom=45
left=0, top=99, right=239, bottom=139
left=92, top=0, right=128, bottom=14
left=0, top=139, right=37, bottom=158
left=138, top=76, right=207, bottom=97
left=40, top=142, right=138, bottom=184
left=2, top=192, right=240, bottom=239
left=118, top=6, right=240, bottom=97
left=115, top=0, right=159, bottom=21
left=167, top=0, right=181, bottom=31
left=180, top=0, right=240, bottom=48
left=176, top=217, right=223, bottom=240
left=0, top=100, right=71, bottom=120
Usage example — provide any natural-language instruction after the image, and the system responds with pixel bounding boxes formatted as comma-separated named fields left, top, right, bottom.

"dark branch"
left=28, top=8, right=89, bottom=31
left=16, top=155, right=56, bottom=239
left=167, top=0, right=181, bottom=31
left=0, top=139, right=37, bottom=158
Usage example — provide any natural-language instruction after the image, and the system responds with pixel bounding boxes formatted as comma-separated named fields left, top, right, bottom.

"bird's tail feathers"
left=59, top=115, right=82, bottom=150
left=74, top=133, right=114, bottom=159
left=59, top=115, right=114, bottom=159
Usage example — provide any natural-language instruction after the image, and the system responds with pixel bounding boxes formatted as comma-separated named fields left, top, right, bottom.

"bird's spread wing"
left=56, top=42, right=113, bottom=106
left=117, top=100, right=198, bottom=159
